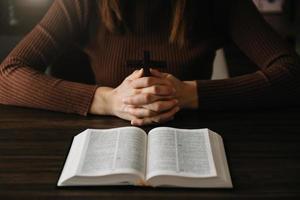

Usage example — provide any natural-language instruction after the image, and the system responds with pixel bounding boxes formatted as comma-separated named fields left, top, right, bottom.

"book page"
left=146, top=128, right=216, bottom=179
left=78, top=127, right=147, bottom=177
left=57, top=130, right=89, bottom=186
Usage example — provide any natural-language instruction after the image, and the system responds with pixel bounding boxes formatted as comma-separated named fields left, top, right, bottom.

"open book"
left=57, top=127, right=232, bottom=188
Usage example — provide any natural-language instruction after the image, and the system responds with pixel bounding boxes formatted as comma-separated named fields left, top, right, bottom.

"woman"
left=0, top=0, right=299, bottom=126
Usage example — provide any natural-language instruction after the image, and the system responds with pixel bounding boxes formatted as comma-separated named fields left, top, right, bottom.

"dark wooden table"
left=0, top=105, right=300, bottom=199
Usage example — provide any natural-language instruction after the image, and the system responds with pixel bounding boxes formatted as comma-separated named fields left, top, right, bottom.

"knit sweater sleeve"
left=0, top=0, right=98, bottom=115
left=196, top=0, right=300, bottom=109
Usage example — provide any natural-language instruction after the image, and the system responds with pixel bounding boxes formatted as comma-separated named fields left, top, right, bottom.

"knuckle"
left=153, top=86, right=160, bottom=94
left=153, top=103, right=161, bottom=112
left=157, top=103, right=164, bottom=110
left=125, top=79, right=132, bottom=85
left=127, top=107, right=134, bottom=114
left=130, top=81, right=138, bottom=88
left=123, top=97, right=131, bottom=104
left=165, top=87, right=173, bottom=94
left=132, top=109, right=139, bottom=116
left=135, top=109, right=144, bottom=116
left=133, top=89, right=139, bottom=95
left=144, top=78, right=150, bottom=86
left=144, top=93, right=152, bottom=102
left=144, top=109, right=151, bottom=116
left=145, top=77, right=154, bottom=86
left=172, top=100, right=178, bottom=106
left=166, top=74, right=173, bottom=79
left=153, top=104, right=159, bottom=112
left=134, top=111, right=141, bottom=117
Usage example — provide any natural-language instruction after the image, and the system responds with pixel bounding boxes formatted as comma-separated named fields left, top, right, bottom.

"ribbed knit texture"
left=0, top=0, right=299, bottom=115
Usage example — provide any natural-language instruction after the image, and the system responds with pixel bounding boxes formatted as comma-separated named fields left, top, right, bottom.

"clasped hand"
left=90, top=68, right=198, bottom=126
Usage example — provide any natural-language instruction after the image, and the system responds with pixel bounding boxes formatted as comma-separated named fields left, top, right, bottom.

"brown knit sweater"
left=0, top=0, right=299, bottom=116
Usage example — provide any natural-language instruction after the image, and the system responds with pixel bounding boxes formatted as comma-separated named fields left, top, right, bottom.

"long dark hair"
left=98, top=0, right=188, bottom=46
left=89, top=0, right=231, bottom=47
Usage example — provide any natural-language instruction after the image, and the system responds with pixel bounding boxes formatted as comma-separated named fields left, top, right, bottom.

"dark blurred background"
left=0, top=0, right=299, bottom=81
left=0, top=0, right=52, bottom=60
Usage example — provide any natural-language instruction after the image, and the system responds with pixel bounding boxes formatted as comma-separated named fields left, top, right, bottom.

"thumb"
left=126, top=68, right=144, bottom=80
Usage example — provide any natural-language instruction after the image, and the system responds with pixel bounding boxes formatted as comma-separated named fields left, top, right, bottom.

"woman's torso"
left=83, top=0, right=227, bottom=87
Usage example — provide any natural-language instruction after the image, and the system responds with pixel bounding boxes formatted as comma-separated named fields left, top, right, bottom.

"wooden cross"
left=126, top=51, right=167, bottom=77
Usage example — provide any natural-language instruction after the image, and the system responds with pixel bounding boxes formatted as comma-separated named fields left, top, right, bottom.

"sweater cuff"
left=59, top=81, right=98, bottom=116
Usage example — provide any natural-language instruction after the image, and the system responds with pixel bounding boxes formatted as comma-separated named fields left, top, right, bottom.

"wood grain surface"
left=0, top=105, right=300, bottom=199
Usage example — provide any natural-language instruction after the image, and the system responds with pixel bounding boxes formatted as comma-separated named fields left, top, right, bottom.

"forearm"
left=0, top=67, right=97, bottom=115
left=196, top=66, right=300, bottom=110
left=181, top=81, right=199, bottom=109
